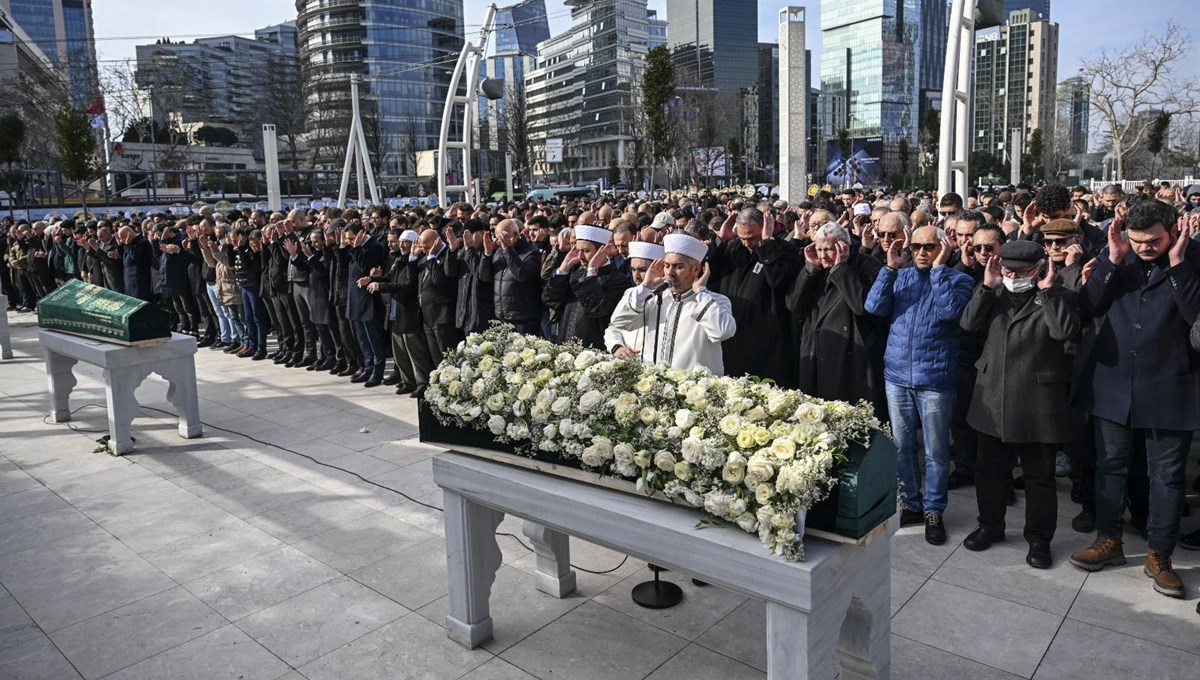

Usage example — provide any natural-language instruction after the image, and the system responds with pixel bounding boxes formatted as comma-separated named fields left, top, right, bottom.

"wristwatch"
left=586, top=266, right=598, bottom=275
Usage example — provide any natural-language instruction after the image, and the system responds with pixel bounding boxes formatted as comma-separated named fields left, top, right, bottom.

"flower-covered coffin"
left=421, top=325, right=897, bottom=561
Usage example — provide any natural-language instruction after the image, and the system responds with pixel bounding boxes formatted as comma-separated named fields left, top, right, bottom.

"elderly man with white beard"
left=608, top=233, right=736, bottom=375
left=605, top=240, right=664, bottom=358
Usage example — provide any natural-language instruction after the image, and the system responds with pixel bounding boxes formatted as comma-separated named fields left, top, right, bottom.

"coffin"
left=37, top=279, right=171, bottom=346
left=419, top=401, right=897, bottom=544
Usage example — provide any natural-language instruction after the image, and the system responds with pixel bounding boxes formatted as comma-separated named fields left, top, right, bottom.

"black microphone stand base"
left=631, top=564, right=683, bottom=609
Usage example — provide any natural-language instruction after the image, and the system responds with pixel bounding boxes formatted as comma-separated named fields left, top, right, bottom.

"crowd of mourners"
left=4, top=179, right=1200, bottom=610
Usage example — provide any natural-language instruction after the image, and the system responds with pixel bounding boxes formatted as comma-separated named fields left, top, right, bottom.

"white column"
left=263, top=125, right=282, bottom=212
left=778, top=8, right=807, bottom=205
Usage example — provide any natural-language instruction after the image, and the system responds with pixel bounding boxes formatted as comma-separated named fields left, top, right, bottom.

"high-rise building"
left=525, top=0, right=649, bottom=184
left=647, top=9, right=667, bottom=50
left=296, top=0, right=464, bottom=177
left=135, top=23, right=299, bottom=145
left=820, top=1, right=944, bottom=167
left=3, top=0, right=98, bottom=106
left=972, top=9, right=1059, bottom=162
left=477, top=0, right=549, bottom=178
left=1004, top=0, right=1049, bottom=19
left=0, top=3, right=71, bottom=167
left=1056, top=76, right=1088, bottom=156
left=666, top=0, right=758, bottom=92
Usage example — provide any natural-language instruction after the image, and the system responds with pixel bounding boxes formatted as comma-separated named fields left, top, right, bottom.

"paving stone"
left=141, top=521, right=286, bottom=582
left=1033, top=618, right=1200, bottom=680
left=298, top=613, right=491, bottom=680
left=644, top=643, right=765, bottom=680
left=0, top=634, right=83, bottom=680
left=292, top=511, right=434, bottom=572
left=103, top=624, right=290, bottom=680
left=182, top=546, right=342, bottom=621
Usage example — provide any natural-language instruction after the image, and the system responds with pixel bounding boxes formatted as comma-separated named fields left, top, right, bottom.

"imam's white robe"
left=606, top=284, right=737, bottom=375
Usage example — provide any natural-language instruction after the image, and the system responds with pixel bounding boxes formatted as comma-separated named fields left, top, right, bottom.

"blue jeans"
left=885, top=382, right=955, bottom=515
left=240, top=284, right=269, bottom=351
left=353, top=319, right=387, bottom=378
left=1094, top=417, right=1191, bottom=555
left=206, top=284, right=233, bottom=343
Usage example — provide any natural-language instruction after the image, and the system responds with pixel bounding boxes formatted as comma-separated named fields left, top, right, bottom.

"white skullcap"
left=853, top=202, right=872, bottom=216
left=663, top=233, right=709, bottom=263
left=627, top=241, right=665, bottom=261
left=650, top=212, right=673, bottom=230
left=574, top=224, right=613, bottom=245
left=400, top=229, right=418, bottom=242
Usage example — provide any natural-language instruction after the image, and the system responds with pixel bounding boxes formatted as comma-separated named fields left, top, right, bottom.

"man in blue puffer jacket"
left=867, top=224, right=976, bottom=545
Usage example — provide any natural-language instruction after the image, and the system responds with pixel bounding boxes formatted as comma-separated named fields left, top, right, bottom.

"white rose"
left=633, top=449, right=652, bottom=467
left=722, top=452, right=747, bottom=484
left=520, top=348, right=537, bottom=364
left=535, top=389, right=553, bottom=408
left=591, top=437, right=614, bottom=461
left=795, top=402, right=826, bottom=423
left=736, top=512, right=759, bottom=533
left=479, top=341, right=494, bottom=354
left=675, top=409, right=696, bottom=429
left=479, top=356, right=495, bottom=372
left=465, top=405, right=483, bottom=419
left=745, top=452, right=775, bottom=485
left=745, top=406, right=767, bottom=422
left=635, top=377, right=655, bottom=394
left=639, top=407, right=658, bottom=425
left=770, top=437, right=796, bottom=461
left=577, top=374, right=594, bottom=391
left=579, top=390, right=605, bottom=414
left=551, top=396, right=571, bottom=415
left=681, top=437, right=703, bottom=464
left=573, top=351, right=597, bottom=370
left=530, top=405, right=550, bottom=422
left=673, top=461, right=694, bottom=481
left=485, top=393, right=506, bottom=412
left=543, top=424, right=558, bottom=439
left=719, top=415, right=742, bottom=436
left=487, top=415, right=506, bottom=435
left=703, top=491, right=730, bottom=517
left=559, top=418, right=575, bottom=437
left=613, top=443, right=635, bottom=464
left=755, top=483, right=774, bottom=505
left=471, top=380, right=488, bottom=397
left=512, top=401, right=527, bottom=417
left=581, top=446, right=606, bottom=467
left=517, top=383, right=536, bottom=401
left=503, top=352, right=521, bottom=369
left=653, top=450, right=675, bottom=472
left=615, top=393, right=637, bottom=409
left=766, top=392, right=791, bottom=416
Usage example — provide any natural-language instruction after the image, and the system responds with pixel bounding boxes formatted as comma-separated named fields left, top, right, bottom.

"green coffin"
left=37, top=279, right=171, bottom=345
left=806, top=429, right=898, bottom=539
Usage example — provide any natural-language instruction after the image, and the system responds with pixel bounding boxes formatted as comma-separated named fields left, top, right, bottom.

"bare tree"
left=501, top=80, right=534, bottom=191
left=257, top=53, right=306, bottom=169
left=1080, top=22, right=1200, bottom=180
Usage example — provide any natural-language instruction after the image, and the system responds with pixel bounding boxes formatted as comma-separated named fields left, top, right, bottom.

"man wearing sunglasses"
left=937, top=193, right=963, bottom=226
left=866, top=225, right=976, bottom=545
left=960, top=240, right=1080, bottom=569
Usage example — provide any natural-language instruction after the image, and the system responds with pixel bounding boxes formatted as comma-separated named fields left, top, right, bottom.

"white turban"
left=400, top=230, right=418, bottom=242
left=574, top=224, right=613, bottom=245
left=627, top=241, right=665, bottom=261
left=663, top=233, right=709, bottom=263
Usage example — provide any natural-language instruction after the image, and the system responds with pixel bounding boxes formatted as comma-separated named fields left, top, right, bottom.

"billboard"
left=824, top=137, right=883, bottom=188
left=545, top=138, right=563, bottom=164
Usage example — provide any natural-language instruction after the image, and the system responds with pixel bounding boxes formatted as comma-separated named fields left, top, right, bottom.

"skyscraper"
left=665, top=0, right=758, bottom=92
left=477, top=0, right=549, bottom=178
left=1004, top=0, right=1049, bottom=19
left=646, top=9, right=667, bottom=50
left=4, top=0, right=98, bottom=106
left=525, top=0, right=649, bottom=184
left=296, top=0, right=464, bottom=177
left=972, top=9, right=1059, bottom=162
left=1057, top=76, right=1089, bottom=156
left=0, top=2, right=70, bottom=167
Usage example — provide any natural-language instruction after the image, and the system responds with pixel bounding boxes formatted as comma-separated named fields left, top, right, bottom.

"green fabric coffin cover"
left=37, top=279, right=171, bottom=344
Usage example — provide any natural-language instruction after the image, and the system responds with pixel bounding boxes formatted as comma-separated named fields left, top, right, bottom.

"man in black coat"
left=785, top=222, right=886, bottom=419
left=370, top=229, right=433, bottom=397
left=264, top=223, right=301, bottom=365
left=415, top=227, right=463, bottom=365
left=959, top=241, right=1080, bottom=570
left=346, top=221, right=389, bottom=387
left=117, top=225, right=154, bottom=302
left=480, top=218, right=544, bottom=337
left=1069, top=198, right=1200, bottom=600
left=444, top=220, right=495, bottom=335
left=541, top=225, right=630, bottom=349
left=284, top=209, right=318, bottom=366
left=710, top=208, right=800, bottom=387
left=81, top=225, right=125, bottom=293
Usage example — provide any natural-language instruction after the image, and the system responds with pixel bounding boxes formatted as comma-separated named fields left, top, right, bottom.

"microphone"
left=651, top=276, right=675, bottom=296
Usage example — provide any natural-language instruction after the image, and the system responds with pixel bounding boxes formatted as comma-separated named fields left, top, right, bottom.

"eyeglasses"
left=939, top=211, right=956, bottom=217
left=877, top=231, right=901, bottom=239
left=971, top=244, right=996, bottom=253
left=910, top=243, right=939, bottom=252
left=1043, top=237, right=1074, bottom=247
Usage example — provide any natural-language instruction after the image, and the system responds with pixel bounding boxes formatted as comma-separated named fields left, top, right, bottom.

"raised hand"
left=1107, top=203, right=1130, bottom=265
left=833, top=240, right=850, bottom=266
left=643, top=258, right=667, bottom=290
left=1037, top=261, right=1056, bottom=290
left=1022, top=200, right=1043, bottom=235
left=445, top=227, right=461, bottom=251
left=886, top=239, right=905, bottom=270
left=983, top=253, right=1002, bottom=289
left=1064, top=243, right=1084, bottom=267
left=1170, top=215, right=1193, bottom=267
left=1073, top=202, right=1085, bottom=225
left=932, top=232, right=955, bottom=268
left=588, top=243, right=614, bottom=271
left=282, top=238, right=299, bottom=257
left=860, top=224, right=878, bottom=251
left=558, top=248, right=582, bottom=274
left=1080, top=257, right=1098, bottom=286
left=483, top=231, right=497, bottom=255
left=693, top=261, right=711, bottom=292
left=300, top=241, right=313, bottom=258
left=803, top=242, right=822, bottom=270
left=960, top=239, right=977, bottom=268
left=762, top=211, right=776, bottom=241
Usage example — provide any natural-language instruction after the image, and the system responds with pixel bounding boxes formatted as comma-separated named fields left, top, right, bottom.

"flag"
left=85, top=96, right=106, bottom=116
left=89, top=113, right=106, bottom=129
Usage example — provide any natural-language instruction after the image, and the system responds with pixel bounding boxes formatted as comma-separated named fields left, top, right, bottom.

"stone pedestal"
left=0, top=294, right=12, bottom=360
left=39, top=330, right=202, bottom=454
left=432, top=452, right=894, bottom=680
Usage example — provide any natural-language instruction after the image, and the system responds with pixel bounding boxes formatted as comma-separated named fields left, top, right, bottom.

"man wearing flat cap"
left=542, top=224, right=631, bottom=348
left=605, top=240, right=664, bottom=357
left=960, top=240, right=1080, bottom=569
left=609, top=234, right=736, bottom=375
left=1040, top=219, right=1088, bottom=288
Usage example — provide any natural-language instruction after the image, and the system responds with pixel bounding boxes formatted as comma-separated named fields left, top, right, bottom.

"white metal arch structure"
left=438, top=3, right=499, bottom=207
left=938, top=0, right=1003, bottom=198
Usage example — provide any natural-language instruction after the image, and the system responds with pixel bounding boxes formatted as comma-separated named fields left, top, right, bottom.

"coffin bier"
left=418, top=402, right=897, bottom=544
left=37, top=279, right=171, bottom=346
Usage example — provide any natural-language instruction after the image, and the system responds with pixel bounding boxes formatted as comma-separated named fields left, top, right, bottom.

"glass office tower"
left=6, top=0, right=99, bottom=106
left=665, top=0, right=758, bottom=92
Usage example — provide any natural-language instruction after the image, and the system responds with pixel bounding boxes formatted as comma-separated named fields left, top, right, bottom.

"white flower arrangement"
left=425, top=325, right=881, bottom=562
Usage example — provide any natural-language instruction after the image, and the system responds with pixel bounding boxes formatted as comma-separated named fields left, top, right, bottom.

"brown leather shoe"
left=1069, top=537, right=1126, bottom=571
left=1144, top=550, right=1185, bottom=598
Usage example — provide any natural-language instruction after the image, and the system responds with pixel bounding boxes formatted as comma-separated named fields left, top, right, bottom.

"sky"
left=92, top=0, right=1199, bottom=88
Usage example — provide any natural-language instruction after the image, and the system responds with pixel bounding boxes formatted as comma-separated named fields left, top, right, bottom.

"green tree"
left=898, top=138, right=910, bottom=187
left=1025, top=127, right=1045, bottom=181
left=642, top=46, right=676, bottom=190
left=726, top=136, right=741, bottom=183
left=1147, top=111, right=1172, bottom=176
left=607, top=151, right=621, bottom=187
left=194, top=125, right=239, bottom=147
left=0, top=111, right=26, bottom=220
left=55, top=107, right=100, bottom=215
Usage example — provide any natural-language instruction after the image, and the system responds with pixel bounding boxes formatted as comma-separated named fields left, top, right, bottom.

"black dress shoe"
left=963, top=526, right=1006, bottom=552
left=197, top=336, right=215, bottom=348
left=350, top=371, right=369, bottom=383
left=238, top=347, right=257, bottom=358
left=273, top=353, right=289, bottom=364
left=382, top=372, right=402, bottom=386
left=925, top=513, right=946, bottom=545
left=338, top=365, right=359, bottom=377
left=1006, top=485, right=1017, bottom=506
left=252, top=349, right=268, bottom=361
left=1072, top=510, right=1095, bottom=534
left=411, top=385, right=428, bottom=399
left=284, top=354, right=300, bottom=368
left=1026, top=542, right=1052, bottom=569
left=900, top=507, right=924, bottom=527
left=315, top=358, right=337, bottom=372
left=947, top=470, right=975, bottom=490
left=328, top=361, right=345, bottom=375
left=364, top=375, right=383, bottom=388
left=395, top=384, right=415, bottom=395
left=297, top=355, right=317, bottom=368
left=1178, top=528, right=1200, bottom=551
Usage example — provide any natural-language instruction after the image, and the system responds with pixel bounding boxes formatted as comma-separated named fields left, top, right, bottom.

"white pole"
left=337, top=76, right=361, bottom=209
left=263, top=124, right=282, bottom=211
left=505, top=152, right=513, bottom=201
left=1011, top=128, right=1023, bottom=185
left=938, top=0, right=969, bottom=197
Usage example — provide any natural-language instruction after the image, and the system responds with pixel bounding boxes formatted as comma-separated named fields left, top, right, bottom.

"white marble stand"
left=432, top=452, right=895, bottom=680
left=39, top=330, right=202, bottom=454
left=0, top=294, right=12, bottom=359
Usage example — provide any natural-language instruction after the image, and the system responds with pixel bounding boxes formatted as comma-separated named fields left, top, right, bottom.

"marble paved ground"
left=1, top=309, right=1198, bottom=680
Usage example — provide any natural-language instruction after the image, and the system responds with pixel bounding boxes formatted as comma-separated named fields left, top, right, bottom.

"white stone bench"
left=432, top=451, right=894, bottom=680
left=40, top=330, right=202, bottom=454
left=0, top=295, right=12, bottom=360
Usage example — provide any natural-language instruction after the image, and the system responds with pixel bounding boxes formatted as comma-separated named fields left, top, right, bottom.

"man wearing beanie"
left=609, top=234, right=735, bottom=375
left=959, top=240, right=1080, bottom=569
